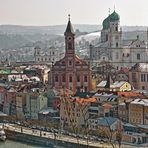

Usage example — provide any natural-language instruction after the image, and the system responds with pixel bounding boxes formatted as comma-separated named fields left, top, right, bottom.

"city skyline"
left=0, top=0, right=148, bottom=26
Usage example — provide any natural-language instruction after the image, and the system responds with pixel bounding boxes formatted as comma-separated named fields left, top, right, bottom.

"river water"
left=0, top=140, right=48, bottom=148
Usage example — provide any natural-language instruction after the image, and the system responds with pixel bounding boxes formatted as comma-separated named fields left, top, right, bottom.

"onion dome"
left=109, top=11, right=120, bottom=22
left=102, top=16, right=110, bottom=30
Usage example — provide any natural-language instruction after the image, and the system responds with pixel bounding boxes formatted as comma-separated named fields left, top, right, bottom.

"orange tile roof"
left=118, top=92, right=143, bottom=97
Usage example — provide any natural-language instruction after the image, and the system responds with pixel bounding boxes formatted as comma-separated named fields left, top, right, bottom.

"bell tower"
left=64, top=14, right=75, bottom=56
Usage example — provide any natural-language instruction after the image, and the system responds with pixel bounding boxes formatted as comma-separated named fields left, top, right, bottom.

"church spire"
left=65, top=14, right=75, bottom=34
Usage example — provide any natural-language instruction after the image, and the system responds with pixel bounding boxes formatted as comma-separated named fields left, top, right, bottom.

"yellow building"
left=97, top=80, right=132, bottom=92
left=129, top=99, right=148, bottom=125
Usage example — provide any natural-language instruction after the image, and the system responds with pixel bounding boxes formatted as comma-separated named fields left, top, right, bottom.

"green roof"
left=103, top=11, right=120, bottom=30
left=110, top=11, right=120, bottom=22
left=0, top=70, right=11, bottom=74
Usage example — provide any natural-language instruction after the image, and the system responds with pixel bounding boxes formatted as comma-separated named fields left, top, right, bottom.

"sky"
left=0, top=0, right=148, bottom=26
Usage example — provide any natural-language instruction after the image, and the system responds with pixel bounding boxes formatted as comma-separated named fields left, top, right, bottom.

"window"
left=142, top=86, right=145, bottom=90
left=132, top=73, right=136, bottom=82
left=38, top=58, right=40, bottom=61
left=55, top=75, right=58, bottom=82
left=147, top=74, right=148, bottom=82
left=84, top=76, right=87, bottom=82
left=84, top=87, right=87, bottom=92
left=116, top=42, right=118, bottom=47
left=77, top=75, right=80, bottom=82
left=69, top=61, right=72, bottom=66
left=106, top=35, right=108, bottom=41
left=115, top=26, right=118, bottom=31
left=69, top=76, right=72, bottom=82
left=68, top=42, right=72, bottom=49
left=137, top=53, right=140, bottom=60
left=62, top=75, right=65, bottom=82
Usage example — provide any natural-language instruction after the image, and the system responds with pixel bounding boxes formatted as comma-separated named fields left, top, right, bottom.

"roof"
left=39, top=108, right=58, bottom=115
left=65, top=17, right=75, bottom=34
left=130, top=63, right=148, bottom=72
left=102, top=10, right=120, bottom=30
left=118, top=92, right=143, bottom=97
left=97, top=117, right=118, bottom=126
left=97, top=81, right=129, bottom=88
left=0, top=70, right=11, bottom=74
left=131, top=99, right=148, bottom=106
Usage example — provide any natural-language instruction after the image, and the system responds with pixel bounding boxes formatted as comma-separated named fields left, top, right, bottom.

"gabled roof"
left=97, top=117, right=118, bottom=126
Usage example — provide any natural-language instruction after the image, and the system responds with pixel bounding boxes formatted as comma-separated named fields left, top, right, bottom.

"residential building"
left=129, top=99, right=148, bottom=125
left=25, top=90, right=48, bottom=119
left=60, top=97, right=96, bottom=128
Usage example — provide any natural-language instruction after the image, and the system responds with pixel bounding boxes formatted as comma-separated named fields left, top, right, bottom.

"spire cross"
left=114, top=5, right=116, bottom=11
left=68, top=14, right=71, bottom=21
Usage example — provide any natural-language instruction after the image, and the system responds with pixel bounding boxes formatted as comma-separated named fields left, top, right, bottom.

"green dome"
left=102, top=16, right=110, bottom=30
left=109, top=11, right=120, bottom=22
left=102, top=11, right=120, bottom=30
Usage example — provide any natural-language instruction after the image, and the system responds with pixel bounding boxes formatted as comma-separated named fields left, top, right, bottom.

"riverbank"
left=4, top=123, right=104, bottom=148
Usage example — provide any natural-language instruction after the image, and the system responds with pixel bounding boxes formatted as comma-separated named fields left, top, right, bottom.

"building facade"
left=90, top=10, right=148, bottom=70
left=129, top=63, right=148, bottom=90
left=51, top=17, right=92, bottom=93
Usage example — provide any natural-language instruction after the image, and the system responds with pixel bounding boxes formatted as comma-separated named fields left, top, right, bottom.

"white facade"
left=34, top=46, right=64, bottom=64
left=90, top=11, right=148, bottom=70
left=25, top=93, right=48, bottom=119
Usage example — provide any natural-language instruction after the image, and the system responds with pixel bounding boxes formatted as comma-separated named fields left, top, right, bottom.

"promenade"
left=3, top=123, right=146, bottom=148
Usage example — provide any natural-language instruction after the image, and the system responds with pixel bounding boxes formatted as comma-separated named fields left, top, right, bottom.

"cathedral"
left=90, top=10, right=148, bottom=70
left=51, top=16, right=92, bottom=93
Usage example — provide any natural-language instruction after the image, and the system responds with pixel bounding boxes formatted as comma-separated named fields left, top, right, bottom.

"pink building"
left=51, top=16, right=92, bottom=93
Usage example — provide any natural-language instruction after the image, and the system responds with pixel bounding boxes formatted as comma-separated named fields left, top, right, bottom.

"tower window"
left=69, top=60, right=72, bottom=66
left=137, top=53, right=140, bottom=60
left=68, top=42, right=72, bottom=49
left=115, top=26, right=118, bottom=31
left=106, top=35, right=108, bottom=41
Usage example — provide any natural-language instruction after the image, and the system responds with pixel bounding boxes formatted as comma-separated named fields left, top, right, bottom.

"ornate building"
left=34, top=46, right=63, bottom=64
left=90, top=10, right=148, bottom=70
left=50, top=16, right=92, bottom=93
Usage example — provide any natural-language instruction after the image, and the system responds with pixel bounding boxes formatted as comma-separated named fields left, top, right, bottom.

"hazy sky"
left=0, top=0, right=148, bottom=26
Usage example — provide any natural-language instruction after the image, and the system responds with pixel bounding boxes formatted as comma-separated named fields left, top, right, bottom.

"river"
left=0, top=140, right=51, bottom=148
